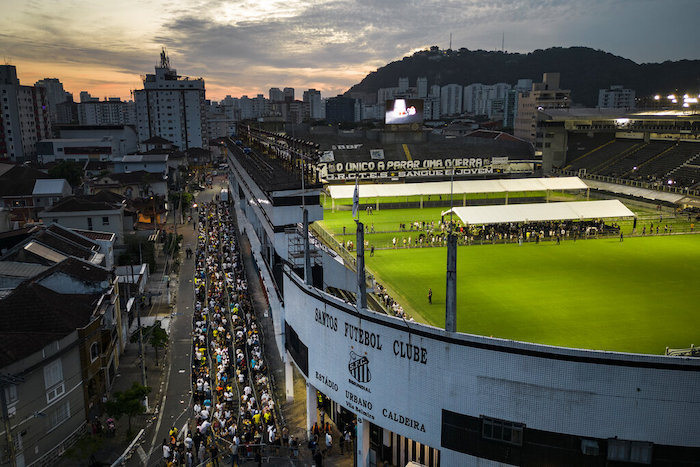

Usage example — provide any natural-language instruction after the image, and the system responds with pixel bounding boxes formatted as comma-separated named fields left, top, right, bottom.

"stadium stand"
left=598, top=141, right=674, bottom=177
left=565, top=139, right=638, bottom=172
left=633, top=142, right=700, bottom=183
left=564, top=138, right=700, bottom=188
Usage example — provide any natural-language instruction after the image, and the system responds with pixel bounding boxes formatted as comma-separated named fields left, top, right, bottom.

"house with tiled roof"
left=88, top=170, right=168, bottom=198
left=0, top=165, right=71, bottom=225
left=38, top=193, right=133, bottom=244
left=0, top=223, right=105, bottom=266
left=0, top=255, right=124, bottom=466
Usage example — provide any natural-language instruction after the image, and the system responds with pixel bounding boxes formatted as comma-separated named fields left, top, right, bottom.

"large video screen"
left=385, top=99, right=424, bottom=125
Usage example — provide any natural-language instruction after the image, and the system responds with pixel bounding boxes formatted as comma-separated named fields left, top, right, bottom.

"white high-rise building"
left=269, top=88, right=284, bottom=102
left=303, top=89, right=323, bottom=120
left=463, top=82, right=511, bottom=117
left=77, top=97, right=134, bottom=125
left=398, top=77, right=409, bottom=93
left=134, top=49, right=207, bottom=149
left=440, top=84, right=463, bottom=116
left=34, top=78, right=68, bottom=123
left=417, top=77, right=428, bottom=99
left=598, top=85, right=635, bottom=109
left=0, top=65, right=51, bottom=161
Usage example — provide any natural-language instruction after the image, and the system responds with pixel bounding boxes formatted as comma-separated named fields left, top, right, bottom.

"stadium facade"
left=219, top=127, right=700, bottom=466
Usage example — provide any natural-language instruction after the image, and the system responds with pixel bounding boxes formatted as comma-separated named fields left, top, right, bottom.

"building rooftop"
left=0, top=261, right=50, bottom=278
left=47, top=223, right=100, bottom=250
left=226, top=139, right=322, bottom=193
left=71, top=228, right=116, bottom=242
left=42, top=195, right=123, bottom=213
left=0, top=283, right=100, bottom=367
left=32, top=179, right=70, bottom=196
left=0, top=166, right=51, bottom=197
left=121, top=154, right=168, bottom=163
left=142, top=136, right=172, bottom=145
left=95, top=171, right=167, bottom=185
left=30, top=255, right=111, bottom=283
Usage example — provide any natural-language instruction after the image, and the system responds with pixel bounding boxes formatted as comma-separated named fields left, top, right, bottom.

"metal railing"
left=557, top=169, right=700, bottom=197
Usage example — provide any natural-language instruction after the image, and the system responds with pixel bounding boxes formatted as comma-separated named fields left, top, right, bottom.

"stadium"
left=218, top=113, right=700, bottom=466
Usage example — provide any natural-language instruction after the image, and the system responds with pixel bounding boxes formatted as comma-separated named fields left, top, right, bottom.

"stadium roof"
left=328, top=177, right=588, bottom=199
left=443, top=200, right=635, bottom=225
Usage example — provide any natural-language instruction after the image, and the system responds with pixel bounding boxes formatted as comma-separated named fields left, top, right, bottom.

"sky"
left=1, top=0, right=698, bottom=102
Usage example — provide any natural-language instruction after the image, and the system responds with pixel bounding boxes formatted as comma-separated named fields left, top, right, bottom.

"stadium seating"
left=598, top=141, right=674, bottom=177
left=564, top=133, right=614, bottom=166
left=633, top=142, right=699, bottom=183
left=563, top=137, right=700, bottom=188
left=565, top=139, right=638, bottom=172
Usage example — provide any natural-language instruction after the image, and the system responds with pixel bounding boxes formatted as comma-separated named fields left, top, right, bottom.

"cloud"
left=1, top=0, right=698, bottom=100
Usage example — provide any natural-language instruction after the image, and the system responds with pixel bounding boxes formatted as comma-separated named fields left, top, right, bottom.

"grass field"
left=363, top=235, right=700, bottom=355
left=320, top=203, right=697, bottom=249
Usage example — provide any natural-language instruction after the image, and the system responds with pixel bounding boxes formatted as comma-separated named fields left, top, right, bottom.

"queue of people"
left=161, top=201, right=282, bottom=466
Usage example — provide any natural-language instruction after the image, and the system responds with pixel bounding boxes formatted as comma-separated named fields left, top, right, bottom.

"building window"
left=87, top=217, right=93, bottom=230
left=481, top=416, right=524, bottom=446
left=44, top=359, right=65, bottom=403
left=90, top=342, right=100, bottom=362
left=608, top=439, right=653, bottom=464
left=102, top=216, right=109, bottom=226
left=47, top=401, right=70, bottom=432
left=4, top=385, right=18, bottom=405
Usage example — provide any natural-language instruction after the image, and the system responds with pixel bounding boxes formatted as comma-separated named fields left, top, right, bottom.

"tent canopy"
left=442, top=200, right=635, bottom=225
left=327, top=177, right=588, bottom=199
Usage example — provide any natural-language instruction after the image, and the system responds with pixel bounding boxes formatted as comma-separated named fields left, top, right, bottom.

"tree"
left=104, top=382, right=151, bottom=435
left=131, top=320, right=169, bottom=364
left=48, top=160, right=83, bottom=188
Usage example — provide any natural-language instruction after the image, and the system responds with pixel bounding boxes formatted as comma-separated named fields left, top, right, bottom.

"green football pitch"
left=364, top=235, right=700, bottom=355
left=317, top=203, right=699, bottom=355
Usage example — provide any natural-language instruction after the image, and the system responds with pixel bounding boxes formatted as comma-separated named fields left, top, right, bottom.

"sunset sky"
left=1, top=0, right=698, bottom=102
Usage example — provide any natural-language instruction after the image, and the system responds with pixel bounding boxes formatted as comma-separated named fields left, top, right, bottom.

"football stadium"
left=220, top=112, right=700, bottom=466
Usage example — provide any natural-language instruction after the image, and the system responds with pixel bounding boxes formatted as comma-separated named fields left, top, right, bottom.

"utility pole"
left=132, top=264, right=149, bottom=411
left=0, top=374, right=24, bottom=467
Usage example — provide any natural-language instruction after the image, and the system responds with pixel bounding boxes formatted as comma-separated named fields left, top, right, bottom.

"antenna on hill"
left=449, top=33, right=452, bottom=50
left=502, top=32, right=505, bottom=52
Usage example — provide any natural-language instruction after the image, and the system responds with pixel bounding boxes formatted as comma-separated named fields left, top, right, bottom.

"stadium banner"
left=282, top=270, right=700, bottom=452
left=315, top=156, right=534, bottom=181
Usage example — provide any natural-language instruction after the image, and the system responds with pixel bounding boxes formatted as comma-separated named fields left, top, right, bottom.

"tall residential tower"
left=133, top=49, right=207, bottom=149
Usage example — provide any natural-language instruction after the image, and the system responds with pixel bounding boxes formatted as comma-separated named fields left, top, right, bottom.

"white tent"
left=443, top=200, right=635, bottom=225
left=327, top=177, right=588, bottom=199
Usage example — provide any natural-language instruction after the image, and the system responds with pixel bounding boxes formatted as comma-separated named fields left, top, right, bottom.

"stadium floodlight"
left=683, top=94, right=689, bottom=99
left=684, top=97, right=698, bottom=104
left=654, top=95, right=660, bottom=100
left=667, top=94, right=676, bottom=100
left=668, top=179, right=674, bottom=185
left=683, top=103, right=690, bottom=108
left=672, top=99, right=678, bottom=103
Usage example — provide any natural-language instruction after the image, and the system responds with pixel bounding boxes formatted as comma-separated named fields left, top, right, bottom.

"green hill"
left=345, top=46, right=700, bottom=107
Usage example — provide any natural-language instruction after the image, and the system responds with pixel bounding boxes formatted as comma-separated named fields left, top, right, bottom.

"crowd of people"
left=164, top=201, right=283, bottom=465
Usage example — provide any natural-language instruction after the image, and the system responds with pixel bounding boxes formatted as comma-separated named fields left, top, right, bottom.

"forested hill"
left=345, top=47, right=700, bottom=107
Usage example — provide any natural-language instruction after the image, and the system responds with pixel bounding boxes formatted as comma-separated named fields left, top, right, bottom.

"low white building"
left=39, top=195, right=128, bottom=244
left=598, top=85, right=636, bottom=109
left=114, top=154, right=168, bottom=175
left=32, top=179, right=73, bottom=210
left=36, top=138, right=116, bottom=164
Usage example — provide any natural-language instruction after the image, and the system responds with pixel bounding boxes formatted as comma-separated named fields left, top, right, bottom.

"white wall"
left=282, top=270, right=700, bottom=458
